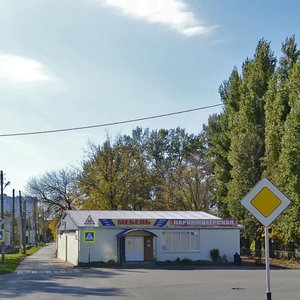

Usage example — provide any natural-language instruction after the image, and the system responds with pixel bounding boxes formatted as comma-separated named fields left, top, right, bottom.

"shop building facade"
left=57, top=210, right=240, bottom=265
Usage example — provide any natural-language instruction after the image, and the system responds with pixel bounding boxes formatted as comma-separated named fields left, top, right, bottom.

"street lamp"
left=1, top=171, right=11, bottom=220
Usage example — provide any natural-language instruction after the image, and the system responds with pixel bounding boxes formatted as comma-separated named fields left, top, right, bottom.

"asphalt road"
left=0, top=244, right=299, bottom=300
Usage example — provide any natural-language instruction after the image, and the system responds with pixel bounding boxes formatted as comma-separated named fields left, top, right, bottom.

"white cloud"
left=100, top=0, right=216, bottom=37
left=0, top=54, right=51, bottom=82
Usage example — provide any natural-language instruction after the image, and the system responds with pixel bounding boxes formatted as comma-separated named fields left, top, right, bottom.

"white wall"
left=57, top=231, right=79, bottom=265
left=57, top=233, right=67, bottom=261
left=58, top=227, right=240, bottom=265
left=66, top=232, right=78, bottom=265
left=155, top=228, right=240, bottom=262
left=78, top=229, right=119, bottom=263
left=200, top=229, right=240, bottom=262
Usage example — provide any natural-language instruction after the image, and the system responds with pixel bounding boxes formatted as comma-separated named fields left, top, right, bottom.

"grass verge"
left=0, top=246, right=41, bottom=274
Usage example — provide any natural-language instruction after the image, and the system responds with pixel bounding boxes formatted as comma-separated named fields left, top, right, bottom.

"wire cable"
left=0, top=103, right=223, bottom=137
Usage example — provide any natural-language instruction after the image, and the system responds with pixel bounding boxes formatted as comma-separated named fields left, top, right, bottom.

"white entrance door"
left=125, top=236, right=144, bottom=261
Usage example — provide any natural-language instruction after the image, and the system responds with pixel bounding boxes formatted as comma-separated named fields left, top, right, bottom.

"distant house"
left=57, top=210, right=241, bottom=266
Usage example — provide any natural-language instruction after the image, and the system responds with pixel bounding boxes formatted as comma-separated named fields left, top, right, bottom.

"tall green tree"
left=262, top=37, right=300, bottom=248
left=275, top=60, right=300, bottom=248
left=79, top=127, right=215, bottom=213
left=159, top=129, right=214, bottom=211
left=203, top=114, right=230, bottom=215
left=179, top=138, right=216, bottom=211
left=79, top=137, right=151, bottom=210
left=264, top=36, right=299, bottom=182
left=204, top=68, right=242, bottom=216
left=206, top=37, right=300, bottom=250
left=224, top=40, right=276, bottom=248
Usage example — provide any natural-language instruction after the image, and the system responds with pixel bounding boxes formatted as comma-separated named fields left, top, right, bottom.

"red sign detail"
left=169, top=218, right=238, bottom=227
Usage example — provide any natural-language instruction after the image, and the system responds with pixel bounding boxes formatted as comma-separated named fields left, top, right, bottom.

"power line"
left=0, top=103, right=223, bottom=137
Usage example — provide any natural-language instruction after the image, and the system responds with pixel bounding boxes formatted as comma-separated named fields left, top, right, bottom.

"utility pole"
left=19, top=191, right=26, bottom=254
left=33, top=198, right=38, bottom=246
left=1, top=171, right=4, bottom=264
left=23, top=194, right=26, bottom=253
left=36, top=203, right=40, bottom=244
left=0, top=170, right=10, bottom=263
left=42, top=209, right=46, bottom=243
left=12, top=189, right=15, bottom=247
left=19, top=191, right=23, bottom=251
left=28, top=212, right=31, bottom=245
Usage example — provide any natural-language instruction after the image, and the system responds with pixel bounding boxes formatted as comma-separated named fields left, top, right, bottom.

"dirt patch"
left=241, top=256, right=300, bottom=269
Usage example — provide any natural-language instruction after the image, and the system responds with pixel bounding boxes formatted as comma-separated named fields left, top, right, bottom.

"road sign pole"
left=241, top=178, right=291, bottom=300
left=265, top=226, right=272, bottom=300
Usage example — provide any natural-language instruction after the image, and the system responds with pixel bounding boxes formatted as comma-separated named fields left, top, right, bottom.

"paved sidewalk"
left=16, top=243, right=75, bottom=275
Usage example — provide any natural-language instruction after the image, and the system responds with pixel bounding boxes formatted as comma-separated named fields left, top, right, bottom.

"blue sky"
left=1, top=0, right=300, bottom=191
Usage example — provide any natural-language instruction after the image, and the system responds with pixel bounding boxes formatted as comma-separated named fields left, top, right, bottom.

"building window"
left=172, top=232, right=180, bottom=250
left=181, top=231, right=190, bottom=250
left=190, top=231, right=199, bottom=251
left=162, top=232, right=171, bottom=250
left=161, top=230, right=199, bottom=252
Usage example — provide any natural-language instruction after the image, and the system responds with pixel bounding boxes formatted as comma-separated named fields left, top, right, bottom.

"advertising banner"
left=99, top=218, right=238, bottom=228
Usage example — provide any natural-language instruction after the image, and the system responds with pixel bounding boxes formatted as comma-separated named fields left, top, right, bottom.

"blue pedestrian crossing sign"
left=0, top=229, right=5, bottom=242
left=83, top=230, right=96, bottom=243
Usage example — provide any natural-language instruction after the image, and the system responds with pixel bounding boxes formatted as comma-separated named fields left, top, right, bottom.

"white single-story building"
left=57, top=210, right=241, bottom=266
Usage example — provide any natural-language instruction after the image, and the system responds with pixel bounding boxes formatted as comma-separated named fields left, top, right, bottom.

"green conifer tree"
left=226, top=40, right=276, bottom=246
left=275, top=60, right=300, bottom=248
left=264, top=36, right=299, bottom=182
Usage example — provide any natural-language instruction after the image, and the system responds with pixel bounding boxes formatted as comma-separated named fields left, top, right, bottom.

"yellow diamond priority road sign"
left=241, top=178, right=291, bottom=227
left=251, top=187, right=281, bottom=217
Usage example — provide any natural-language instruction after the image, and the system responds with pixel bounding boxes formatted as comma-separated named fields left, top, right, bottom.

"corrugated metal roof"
left=64, top=210, right=220, bottom=228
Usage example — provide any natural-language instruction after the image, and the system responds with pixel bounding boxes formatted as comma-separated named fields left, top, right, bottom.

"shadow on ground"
left=0, top=268, right=127, bottom=299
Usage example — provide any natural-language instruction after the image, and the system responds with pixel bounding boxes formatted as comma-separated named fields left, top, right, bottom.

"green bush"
left=210, top=248, right=220, bottom=262
left=181, top=258, right=193, bottom=265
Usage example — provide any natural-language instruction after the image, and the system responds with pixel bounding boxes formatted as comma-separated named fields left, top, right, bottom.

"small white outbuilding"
left=57, top=210, right=241, bottom=266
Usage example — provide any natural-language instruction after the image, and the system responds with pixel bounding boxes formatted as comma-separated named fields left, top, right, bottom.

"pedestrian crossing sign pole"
left=83, top=230, right=96, bottom=243
left=0, top=229, right=5, bottom=242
